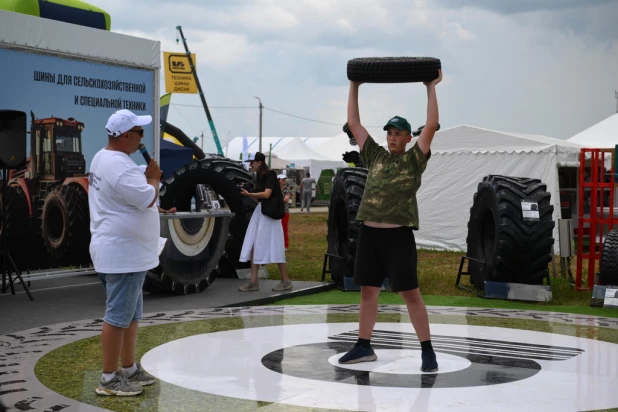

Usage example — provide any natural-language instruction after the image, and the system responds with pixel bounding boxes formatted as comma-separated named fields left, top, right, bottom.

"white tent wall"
left=415, top=150, right=565, bottom=255
left=273, top=137, right=347, bottom=180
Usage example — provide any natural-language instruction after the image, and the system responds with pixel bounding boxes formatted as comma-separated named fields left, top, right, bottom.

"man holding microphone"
left=89, top=109, right=160, bottom=396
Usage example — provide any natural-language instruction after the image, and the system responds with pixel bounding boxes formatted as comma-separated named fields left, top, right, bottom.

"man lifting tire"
left=338, top=69, right=443, bottom=373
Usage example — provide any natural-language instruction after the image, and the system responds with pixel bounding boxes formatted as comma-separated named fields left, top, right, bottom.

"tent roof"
left=566, top=113, right=618, bottom=148
left=314, top=132, right=359, bottom=161
left=273, top=137, right=335, bottom=161
left=224, top=136, right=331, bottom=160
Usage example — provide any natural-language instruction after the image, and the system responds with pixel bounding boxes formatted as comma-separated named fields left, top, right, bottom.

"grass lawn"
left=265, top=212, right=617, bottom=313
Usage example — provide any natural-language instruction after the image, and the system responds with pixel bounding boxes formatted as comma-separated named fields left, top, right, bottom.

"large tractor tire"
left=347, top=57, right=441, bottom=84
left=196, top=156, right=257, bottom=278
left=599, top=229, right=618, bottom=286
left=143, top=157, right=256, bottom=294
left=326, top=167, right=368, bottom=286
left=0, top=184, right=29, bottom=253
left=41, top=184, right=90, bottom=262
left=466, top=175, right=555, bottom=289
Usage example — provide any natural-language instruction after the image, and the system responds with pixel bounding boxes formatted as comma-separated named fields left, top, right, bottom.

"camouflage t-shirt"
left=355, top=135, right=431, bottom=229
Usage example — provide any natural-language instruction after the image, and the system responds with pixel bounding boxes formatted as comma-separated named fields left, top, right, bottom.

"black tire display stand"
left=0, top=168, right=33, bottom=301
left=455, top=255, right=552, bottom=302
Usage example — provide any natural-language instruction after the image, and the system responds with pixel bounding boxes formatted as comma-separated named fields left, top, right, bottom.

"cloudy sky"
left=106, top=0, right=618, bottom=153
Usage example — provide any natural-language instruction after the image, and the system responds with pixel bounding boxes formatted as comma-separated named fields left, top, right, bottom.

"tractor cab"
left=29, top=114, right=86, bottom=181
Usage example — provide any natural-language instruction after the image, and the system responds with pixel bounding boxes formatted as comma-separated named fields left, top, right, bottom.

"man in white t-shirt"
left=89, top=109, right=161, bottom=396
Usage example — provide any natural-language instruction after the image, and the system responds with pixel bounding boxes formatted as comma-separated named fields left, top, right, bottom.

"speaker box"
left=0, top=110, right=27, bottom=169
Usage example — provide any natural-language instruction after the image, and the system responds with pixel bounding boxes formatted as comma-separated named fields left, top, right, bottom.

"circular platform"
left=1, top=305, right=617, bottom=411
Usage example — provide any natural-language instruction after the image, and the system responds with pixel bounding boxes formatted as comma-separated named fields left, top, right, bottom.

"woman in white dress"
left=238, top=152, right=293, bottom=292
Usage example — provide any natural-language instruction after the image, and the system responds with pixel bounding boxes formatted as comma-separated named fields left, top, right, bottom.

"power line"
left=171, top=103, right=255, bottom=109
left=170, top=102, right=383, bottom=128
left=170, top=104, right=201, bottom=137
left=263, top=106, right=342, bottom=126
left=264, top=106, right=383, bottom=128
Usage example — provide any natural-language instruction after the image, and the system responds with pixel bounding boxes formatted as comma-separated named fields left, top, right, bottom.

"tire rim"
left=168, top=216, right=216, bottom=257
left=47, top=203, right=65, bottom=242
left=480, top=210, right=495, bottom=259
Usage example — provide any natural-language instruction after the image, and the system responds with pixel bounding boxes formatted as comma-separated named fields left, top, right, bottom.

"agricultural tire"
left=600, top=229, right=618, bottom=286
left=41, top=184, right=90, bottom=262
left=466, top=175, right=555, bottom=289
left=144, top=158, right=256, bottom=294
left=326, top=167, right=367, bottom=286
left=0, top=184, right=29, bottom=256
left=347, top=57, right=441, bottom=84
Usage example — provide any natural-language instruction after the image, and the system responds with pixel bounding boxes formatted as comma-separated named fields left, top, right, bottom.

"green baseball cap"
left=383, top=116, right=412, bottom=133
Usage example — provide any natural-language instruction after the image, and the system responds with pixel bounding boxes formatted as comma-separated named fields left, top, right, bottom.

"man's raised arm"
left=348, top=81, right=370, bottom=151
left=417, top=70, right=443, bottom=157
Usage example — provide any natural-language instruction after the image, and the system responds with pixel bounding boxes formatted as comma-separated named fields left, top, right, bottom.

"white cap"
left=277, top=174, right=287, bottom=179
left=105, top=109, right=152, bottom=137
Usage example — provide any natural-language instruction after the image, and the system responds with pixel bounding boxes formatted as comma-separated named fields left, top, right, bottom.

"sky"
left=105, top=0, right=618, bottom=153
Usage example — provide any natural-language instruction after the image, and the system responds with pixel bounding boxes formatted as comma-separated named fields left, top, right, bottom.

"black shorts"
left=354, top=224, right=419, bottom=292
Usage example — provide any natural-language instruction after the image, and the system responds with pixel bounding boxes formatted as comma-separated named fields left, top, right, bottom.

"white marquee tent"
left=315, top=133, right=360, bottom=162
left=567, top=113, right=618, bottom=148
left=272, top=137, right=347, bottom=178
left=402, top=125, right=585, bottom=255
left=224, top=136, right=331, bottom=161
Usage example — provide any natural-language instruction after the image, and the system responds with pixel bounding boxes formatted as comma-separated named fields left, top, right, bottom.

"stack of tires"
left=326, top=168, right=368, bottom=286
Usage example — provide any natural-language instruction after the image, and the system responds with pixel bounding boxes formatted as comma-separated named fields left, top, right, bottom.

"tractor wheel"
left=0, top=184, right=29, bottom=253
left=599, top=229, right=618, bottom=286
left=347, top=57, right=441, bottom=84
left=143, top=158, right=256, bottom=294
left=68, top=184, right=91, bottom=265
left=41, top=184, right=90, bottom=262
left=326, top=167, right=367, bottom=286
left=466, top=175, right=555, bottom=289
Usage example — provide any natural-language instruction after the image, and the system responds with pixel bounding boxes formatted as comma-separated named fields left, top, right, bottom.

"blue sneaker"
left=421, top=351, right=438, bottom=372
left=338, top=345, right=377, bottom=364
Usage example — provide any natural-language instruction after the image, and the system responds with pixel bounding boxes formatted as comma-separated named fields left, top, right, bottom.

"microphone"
left=138, top=143, right=151, bottom=164
left=138, top=143, right=164, bottom=180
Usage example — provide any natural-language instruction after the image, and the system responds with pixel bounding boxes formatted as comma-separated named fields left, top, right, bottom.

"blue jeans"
left=98, top=271, right=147, bottom=328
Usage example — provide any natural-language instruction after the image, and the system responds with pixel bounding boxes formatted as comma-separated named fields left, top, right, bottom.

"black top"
left=255, top=170, right=277, bottom=203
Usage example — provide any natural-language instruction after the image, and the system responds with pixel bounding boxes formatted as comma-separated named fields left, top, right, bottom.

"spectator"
left=238, top=152, right=293, bottom=292
left=278, top=174, right=291, bottom=250
left=299, top=172, right=316, bottom=212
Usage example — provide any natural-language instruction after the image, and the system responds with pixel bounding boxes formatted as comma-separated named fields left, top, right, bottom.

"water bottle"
left=190, top=196, right=196, bottom=212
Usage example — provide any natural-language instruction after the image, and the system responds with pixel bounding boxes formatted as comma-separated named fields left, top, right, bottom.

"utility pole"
left=201, top=131, right=204, bottom=152
left=254, top=96, right=263, bottom=152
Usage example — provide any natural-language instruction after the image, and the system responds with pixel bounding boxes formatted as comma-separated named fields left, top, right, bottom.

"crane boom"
left=175, top=25, right=224, bottom=156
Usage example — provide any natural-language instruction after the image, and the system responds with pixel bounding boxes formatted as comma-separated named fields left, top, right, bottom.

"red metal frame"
left=576, top=148, right=615, bottom=291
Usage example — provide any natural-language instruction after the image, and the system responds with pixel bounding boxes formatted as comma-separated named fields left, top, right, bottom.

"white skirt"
left=239, top=203, right=286, bottom=264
